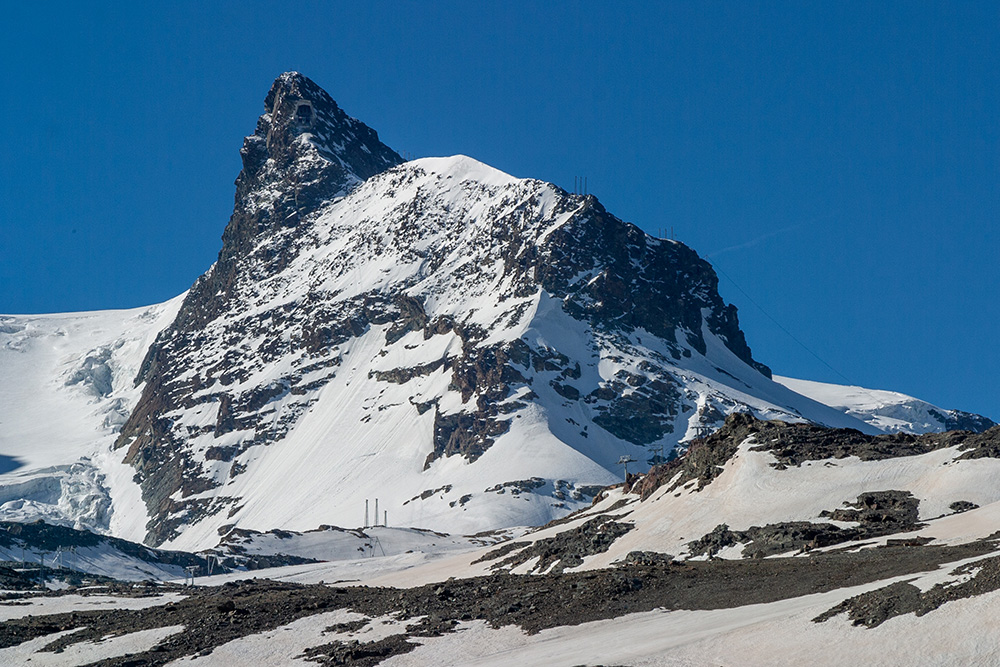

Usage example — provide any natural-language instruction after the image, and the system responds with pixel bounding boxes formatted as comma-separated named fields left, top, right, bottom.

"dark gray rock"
left=815, top=549, right=1000, bottom=628
left=687, top=490, right=925, bottom=559
left=485, top=515, right=635, bottom=574
left=950, top=500, right=980, bottom=514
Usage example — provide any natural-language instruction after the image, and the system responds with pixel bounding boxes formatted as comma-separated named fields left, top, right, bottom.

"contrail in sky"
left=706, top=213, right=835, bottom=258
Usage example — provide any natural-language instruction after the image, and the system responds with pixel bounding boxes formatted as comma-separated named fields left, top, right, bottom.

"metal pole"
left=618, top=455, right=636, bottom=480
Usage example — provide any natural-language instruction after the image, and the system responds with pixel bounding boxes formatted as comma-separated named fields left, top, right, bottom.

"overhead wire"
left=708, top=256, right=887, bottom=409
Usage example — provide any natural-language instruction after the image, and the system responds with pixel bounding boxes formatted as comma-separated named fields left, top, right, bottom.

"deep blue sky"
left=1, top=3, right=997, bottom=419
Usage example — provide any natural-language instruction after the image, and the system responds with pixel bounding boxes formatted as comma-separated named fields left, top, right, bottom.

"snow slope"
left=5, top=548, right=1000, bottom=665
left=375, top=583, right=1000, bottom=667
left=207, top=524, right=514, bottom=565
left=0, top=296, right=183, bottom=539
left=569, top=441, right=1000, bottom=568
left=426, top=415, right=1000, bottom=583
left=0, top=539, right=193, bottom=582
left=775, top=375, right=996, bottom=434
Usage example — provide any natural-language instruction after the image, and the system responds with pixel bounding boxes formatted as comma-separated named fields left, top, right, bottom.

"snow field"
left=0, top=592, right=186, bottom=622
left=0, top=625, right=185, bottom=667
left=0, top=296, right=184, bottom=539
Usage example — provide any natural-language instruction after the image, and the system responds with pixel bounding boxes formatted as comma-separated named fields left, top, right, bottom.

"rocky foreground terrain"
left=3, top=414, right=1000, bottom=664
left=4, top=537, right=1000, bottom=666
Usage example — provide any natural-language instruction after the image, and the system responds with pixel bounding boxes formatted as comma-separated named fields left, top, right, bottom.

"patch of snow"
left=0, top=625, right=183, bottom=666
left=0, top=592, right=186, bottom=622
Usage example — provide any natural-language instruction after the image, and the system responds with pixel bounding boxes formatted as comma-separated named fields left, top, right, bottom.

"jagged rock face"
left=930, top=408, right=996, bottom=434
left=111, top=74, right=827, bottom=549
left=170, top=72, right=402, bottom=334
left=118, top=73, right=402, bottom=543
left=530, top=197, right=769, bottom=377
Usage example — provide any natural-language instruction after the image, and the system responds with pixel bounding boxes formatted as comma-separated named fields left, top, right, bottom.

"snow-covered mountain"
left=107, top=72, right=881, bottom=549
left=0, top=73, right=993, bottom=553
left=0, top=519, right=210, bottom=582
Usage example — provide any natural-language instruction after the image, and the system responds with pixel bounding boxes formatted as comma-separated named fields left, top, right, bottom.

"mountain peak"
left=241, top=72, right=401, bottom=188
left=159, top=74, right=402, bottom=333
left=264, top=71, right=316, bottom=105
left=263, top=71, right=343, bottom=120
left=410, top=155, right=521, bottom=187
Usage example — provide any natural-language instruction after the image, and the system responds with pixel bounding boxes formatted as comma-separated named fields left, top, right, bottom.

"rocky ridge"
left=463, top=413, right=1000, bottom=574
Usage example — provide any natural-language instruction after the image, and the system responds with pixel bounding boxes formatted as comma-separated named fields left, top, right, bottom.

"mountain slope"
left=457, top=413, right=1000, bottom=576
left=775, top=375, right=996, bottom=434
left=0, top=297, right=183, bottom=540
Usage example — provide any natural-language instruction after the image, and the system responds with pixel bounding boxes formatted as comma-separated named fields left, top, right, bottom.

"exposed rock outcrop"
left=687, top=490, right=924, bottom=559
